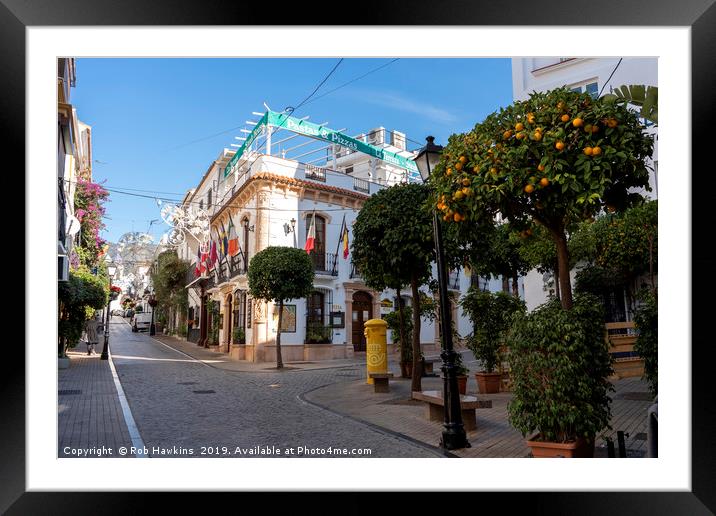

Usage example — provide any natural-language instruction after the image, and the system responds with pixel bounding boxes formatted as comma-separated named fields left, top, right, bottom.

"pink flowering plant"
left=74, top=179, right=110, bottom=268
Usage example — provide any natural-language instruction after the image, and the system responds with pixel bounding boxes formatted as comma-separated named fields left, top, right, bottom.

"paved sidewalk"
left=58, top=338, right=133, bottom=458
left=304, top=373, right=655, bottom=458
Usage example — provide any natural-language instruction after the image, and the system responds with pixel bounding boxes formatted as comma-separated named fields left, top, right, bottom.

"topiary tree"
left=352, top=183, right=451, bottom=391
left=507, top=293, right=613, bottom=444
left=247, top=246, right=314, bottom=369
left=429, top=86, right=654, bottom=310
left=460, top=289, right=525, bottom=373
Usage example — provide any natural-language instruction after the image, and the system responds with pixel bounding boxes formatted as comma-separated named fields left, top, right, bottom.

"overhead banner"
left=224, top=110, right=418, bottom=178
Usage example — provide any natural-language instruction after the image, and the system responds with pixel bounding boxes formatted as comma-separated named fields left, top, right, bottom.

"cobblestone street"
left=107, top=318, right=443, bottom=458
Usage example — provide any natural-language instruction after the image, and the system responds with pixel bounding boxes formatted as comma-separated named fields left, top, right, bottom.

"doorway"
left=351, top=291, right=373, bottom=352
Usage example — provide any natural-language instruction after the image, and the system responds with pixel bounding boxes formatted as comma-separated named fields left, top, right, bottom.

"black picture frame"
left=9, top=0, right=715, bottom=512
left=329, top=311, right=345, bottom=329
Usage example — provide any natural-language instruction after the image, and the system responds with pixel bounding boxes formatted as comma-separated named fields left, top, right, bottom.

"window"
left=199, top=200, right=203, bottom=210
left=207, top=190, right=212, bottom=208
left=345, top=166, right=353, bottom=175
left=570, top=81, right=599, bottom=98
left=305, top=214, right=326, bottom=271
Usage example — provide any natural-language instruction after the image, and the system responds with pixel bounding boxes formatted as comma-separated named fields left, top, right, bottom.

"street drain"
left=178, top=381, right=198, bottom=385
left=192, top=390, right=216, bottom=394
left=58, top=389, right=82, bottom=395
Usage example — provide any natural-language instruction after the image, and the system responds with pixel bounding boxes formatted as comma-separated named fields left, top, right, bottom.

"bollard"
left=364, top=319, right=388, bottom=385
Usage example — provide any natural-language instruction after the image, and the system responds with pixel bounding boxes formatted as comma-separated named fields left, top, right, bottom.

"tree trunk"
left=410, top=275, right=423, bottom=392
left=551, top=229, right=573, bottom=310
left=502, top=276, right=510, bottom=294
left=553, top=265, right=561, bottom=301
left=276, top=300, right=284, bottom=369
left=396, top=286, right=409, bottom=378
left=512, top=274, right=519, bottom=298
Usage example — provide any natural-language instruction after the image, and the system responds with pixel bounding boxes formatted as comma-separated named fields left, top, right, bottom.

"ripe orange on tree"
left=515, top=122, right=525, bottom=131
left=453, top=213, right=463, bottom=222
left=540, top=178, right=549, bottom=187
left=583, top=146, right=593, bottom=156
left=524, top=184, right=534, bottom=194
left=503, top=130, right=513, bottom=139
left=537, top=164, right=545, bottom=172
left=572, top=118, right=584, bottom=127
left=459, top=156, right=467, bottom=164
left=560, top=114, right=570, bottom=123
left=446, top=167, right=452, bottom=176
left=455, top=162, right=463, bottom=171
left=592, top=146, right=602, bottom=156
left=555, top=141, right=565, bottom=151
left=462, top=178, right=471, bottom=186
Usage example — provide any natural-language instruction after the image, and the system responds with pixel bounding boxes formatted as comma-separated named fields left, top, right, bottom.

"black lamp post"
left=149, top=293, right=157, bottom=336
left=101, top=265, right=117, bottom=361
left=414, top=136, right=469, bottom=450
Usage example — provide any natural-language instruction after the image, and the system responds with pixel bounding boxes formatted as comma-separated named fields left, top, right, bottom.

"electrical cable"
left=599, top=58, right=623, bottom=97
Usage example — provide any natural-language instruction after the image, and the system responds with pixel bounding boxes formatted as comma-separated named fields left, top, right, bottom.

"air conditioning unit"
left=368, top=127, right=385, bottom=145
left=58, top=254, right=69, bottom=281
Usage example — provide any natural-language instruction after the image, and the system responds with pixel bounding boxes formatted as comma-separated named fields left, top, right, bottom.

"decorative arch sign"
left=223, top=110, right=419, bottom=180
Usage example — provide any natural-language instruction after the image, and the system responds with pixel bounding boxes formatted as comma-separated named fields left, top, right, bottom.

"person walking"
left=84, top=314, right=100, bottom=355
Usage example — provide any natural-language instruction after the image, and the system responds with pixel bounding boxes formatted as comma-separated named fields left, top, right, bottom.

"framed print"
left=10, top=0, right=716, bottom=511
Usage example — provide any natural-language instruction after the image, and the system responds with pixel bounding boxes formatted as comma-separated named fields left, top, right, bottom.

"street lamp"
left=149, top=290, right=157, bottom=335
left=414, top=136, right=469, bottom=450
left=101, top=264, right=117, bottom=361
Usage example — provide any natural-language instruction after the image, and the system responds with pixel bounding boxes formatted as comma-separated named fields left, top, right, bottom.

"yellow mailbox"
left=364, top=318, right=388, bottom=384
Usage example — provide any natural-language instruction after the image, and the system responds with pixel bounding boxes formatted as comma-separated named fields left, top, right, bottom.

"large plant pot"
left=475, top=372, right=502, bottom=394
left=457, top=375, right=468, bottom=395
left=526, top=434, right=595, bottom=458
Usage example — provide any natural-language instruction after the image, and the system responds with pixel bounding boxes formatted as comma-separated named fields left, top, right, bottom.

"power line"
left=599, top=58, right=623, bottom=97
left=292, top=58, right=344, bottom=112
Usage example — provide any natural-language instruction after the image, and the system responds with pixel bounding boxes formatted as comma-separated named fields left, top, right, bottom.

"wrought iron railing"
left=228, top=252, right=247, bottom=278
left=349, top=261, right=361, bottom=279
left=305, top=164, right=327, bottom=182
left=310, top=252, right=338, bottom=276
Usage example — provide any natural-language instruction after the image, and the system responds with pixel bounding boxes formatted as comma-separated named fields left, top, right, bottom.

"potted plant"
left=233, top=327, right=246, bottom=345
left=454, top=352, right=469, bottom=395
left=109, top=285, right=122, bottom=300
left=507, top=294, right=613, bottom=458
left=461, top=289, right=525, bottom=394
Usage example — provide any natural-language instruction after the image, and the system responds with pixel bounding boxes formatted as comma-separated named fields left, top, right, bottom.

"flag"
left=304, top=211, right=316, bottom=254
left=342, top=222, right=349, bottom=259
left=194, top=246, right=201, bottom=276
left=228, top=238, right=239, bottom=256
left=210, top=240, right=218, bottom=267
left=219, top=222, right=229, bottom=257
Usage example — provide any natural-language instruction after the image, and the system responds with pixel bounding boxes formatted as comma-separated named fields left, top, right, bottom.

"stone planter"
left=475, top=372, right=502, bottom=394
left=526, top=434, right=595, bottom=458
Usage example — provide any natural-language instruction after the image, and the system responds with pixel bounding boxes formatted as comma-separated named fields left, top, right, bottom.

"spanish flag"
left=342, top=222, right=349, bottom=259
left=305, top=211, right=316, bottom=254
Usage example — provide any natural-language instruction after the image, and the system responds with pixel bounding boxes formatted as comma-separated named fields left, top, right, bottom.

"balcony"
left=305, top=164, right=327, bottom=182
left=228, top=252, right=247, bottom=278
left=353, top=177, right=370, bottom=194
left=349, top=261, right=361, bottom=279
left=310, top=252, right=338, bottom=276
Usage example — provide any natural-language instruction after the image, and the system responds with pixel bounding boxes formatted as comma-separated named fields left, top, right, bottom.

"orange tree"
left=429, top=87, right=654, bottom=309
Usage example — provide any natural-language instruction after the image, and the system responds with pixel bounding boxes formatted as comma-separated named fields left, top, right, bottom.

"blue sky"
left=72, top=58, right=513, bottom=243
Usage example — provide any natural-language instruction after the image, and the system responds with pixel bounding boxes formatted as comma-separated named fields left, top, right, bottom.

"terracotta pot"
left=457, top=375, right=468, bottom=395
left=475, top=372, right=502, bottom=394
left=526, top=434, right=595, bottom=458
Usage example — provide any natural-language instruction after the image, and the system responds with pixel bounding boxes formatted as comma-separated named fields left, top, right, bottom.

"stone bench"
left=369, top=373, right=394, bottom=393
left=412, top=390, right=492, bottom=431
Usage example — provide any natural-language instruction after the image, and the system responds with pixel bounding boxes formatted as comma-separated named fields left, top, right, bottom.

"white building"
left=512, top=57, right=658, bottom=313
left=176, top=112, right=500, bottom=362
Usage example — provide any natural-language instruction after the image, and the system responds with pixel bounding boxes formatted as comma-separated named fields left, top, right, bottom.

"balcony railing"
left=349, top=261, right=361, bottom=279
left=310, top=252, right=338, bottom=276
left=305, top=164, right=327, bottom=182
left=228, top=252, right=247, bottom=278
left=353, top=177, right=369, bottom=194
left=470, top=274, right=489, bottom=291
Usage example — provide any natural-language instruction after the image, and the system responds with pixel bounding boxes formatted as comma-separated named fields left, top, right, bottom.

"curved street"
left=108, top=317, right=443, bottom=458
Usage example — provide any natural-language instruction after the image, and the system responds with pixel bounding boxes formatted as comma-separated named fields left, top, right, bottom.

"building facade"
left=512, top=57, right=658, bottom=314
left=176, top=119, right=504, bottom=362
